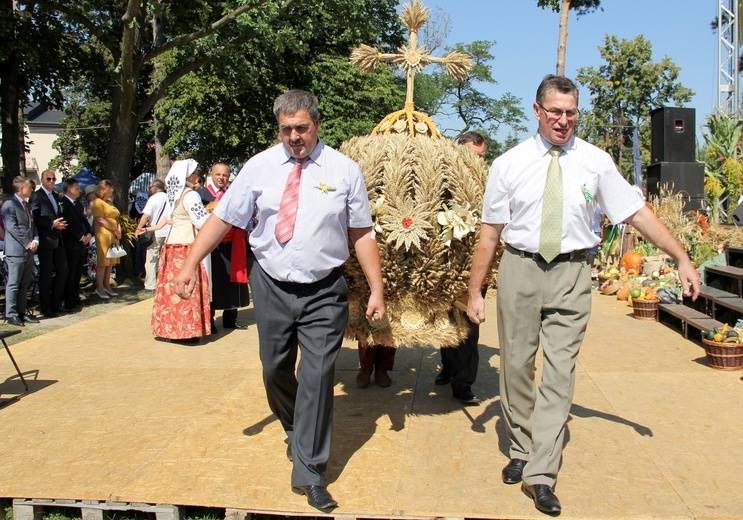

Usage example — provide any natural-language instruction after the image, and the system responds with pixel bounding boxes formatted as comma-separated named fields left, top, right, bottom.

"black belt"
left=506, top=244, right=587, bottom=263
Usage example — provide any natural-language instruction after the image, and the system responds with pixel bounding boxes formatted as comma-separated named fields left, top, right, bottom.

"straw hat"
left=84, top=184, right=98, bottom=196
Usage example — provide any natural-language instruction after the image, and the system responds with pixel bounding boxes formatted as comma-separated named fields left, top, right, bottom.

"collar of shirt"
left=65, top=195, right=77, bottom=204
left=280, top=139, right=323, bottom=168
left=15, top=194, right=27, bottom=205
left=535, top=134, right=575, bottom=157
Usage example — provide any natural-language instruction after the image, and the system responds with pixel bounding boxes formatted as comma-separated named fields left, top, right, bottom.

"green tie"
left=539, top=146, right=564, bottom=263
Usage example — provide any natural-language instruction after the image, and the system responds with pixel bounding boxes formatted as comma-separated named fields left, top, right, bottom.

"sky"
left=416, top=0, right=720, bottom=142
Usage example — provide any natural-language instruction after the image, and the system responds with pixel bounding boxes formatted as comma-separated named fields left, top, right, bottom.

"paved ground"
left=0, top=292, right=742, bottom=519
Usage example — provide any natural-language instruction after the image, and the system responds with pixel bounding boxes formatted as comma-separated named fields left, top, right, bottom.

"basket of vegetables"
left=702, top=325, right=743, bottom=370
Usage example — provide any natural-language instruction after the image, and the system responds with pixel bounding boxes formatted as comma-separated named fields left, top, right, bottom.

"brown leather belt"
left=506, top=244, right=588, bottom=263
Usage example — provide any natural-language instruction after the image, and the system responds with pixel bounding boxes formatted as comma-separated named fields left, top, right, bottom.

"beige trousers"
left=144, top=236, right=165, bottom=290
left=496, top=247, right=592, bottom=488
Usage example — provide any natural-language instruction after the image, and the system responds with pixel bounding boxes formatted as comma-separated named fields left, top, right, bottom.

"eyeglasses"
left=538, top=104, right=579, bottom=120
left=45, top=177, right=56, bottom=181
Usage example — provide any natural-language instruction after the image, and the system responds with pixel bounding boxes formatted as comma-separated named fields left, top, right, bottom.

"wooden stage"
left=1, top=294, right=742, bottom=519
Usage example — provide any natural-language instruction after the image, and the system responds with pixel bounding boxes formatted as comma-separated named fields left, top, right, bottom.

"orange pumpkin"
left=616, top=284, right=630, bottom=301
left=620, top=251, right=643, bottom=273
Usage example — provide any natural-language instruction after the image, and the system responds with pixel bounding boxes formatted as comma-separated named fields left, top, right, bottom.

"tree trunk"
left=0, top=0, right=23, bottom=192
left=105, top=77, right=140, bottom=213
left=151, top=8, right=170, bottom=179
left=555, top=0, right=571, bottom=76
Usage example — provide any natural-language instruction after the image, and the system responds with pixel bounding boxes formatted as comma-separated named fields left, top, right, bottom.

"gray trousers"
left=5, top=253, right=35, bottom=318
left=497, top=247, right=592, bottom=488
left=250, top=262, right=348, bottom=488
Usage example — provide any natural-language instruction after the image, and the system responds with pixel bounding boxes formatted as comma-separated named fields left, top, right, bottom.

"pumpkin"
left=616, top=284, right=630, bottom=301
left=620, top=251, right=643, bottom=273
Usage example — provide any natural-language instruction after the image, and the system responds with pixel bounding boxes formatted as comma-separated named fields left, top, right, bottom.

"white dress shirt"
left=483, top=134, right=645, bottom=254
left=215, top=141, right=372, bottom=283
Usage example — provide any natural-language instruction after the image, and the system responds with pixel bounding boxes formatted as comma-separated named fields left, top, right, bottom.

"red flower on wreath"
left=401, top=217, right=413, bottom=229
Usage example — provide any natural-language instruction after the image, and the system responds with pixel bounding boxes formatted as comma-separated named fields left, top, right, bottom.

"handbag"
left=137, top=203, right=165, bottom=248
left=137, top=229, right=155, bottom=248
left=107, top=240, right=127, bottom=259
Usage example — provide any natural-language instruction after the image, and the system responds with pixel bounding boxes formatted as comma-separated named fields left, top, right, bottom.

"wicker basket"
left=632, top=298, right=659, bottom=321
left=701, top=338, right=743, bottom=370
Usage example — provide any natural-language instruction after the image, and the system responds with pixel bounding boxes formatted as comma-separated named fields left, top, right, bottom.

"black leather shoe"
left=502, top=458, right=527, bottom=484
left=286, top=442, right=293, bottom=462
left=522, top=483, right=561, bottom=516
left=223, top=322, right=247, bottom=329
left=23, top=314, right=40, bottom=324
left=452, top=388, right=481, bottom=406
left=292, top=485, right=338, bottom=510
left=6, top=316, right=24, bottom=327
left=434, top=369, right=451, bottom=385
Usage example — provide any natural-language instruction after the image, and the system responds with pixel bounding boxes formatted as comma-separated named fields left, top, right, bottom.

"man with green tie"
left=466, top=75, right=700, bottom=515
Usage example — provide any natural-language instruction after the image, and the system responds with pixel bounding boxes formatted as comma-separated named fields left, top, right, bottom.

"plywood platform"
left=1, top=294, right=742, bottom=519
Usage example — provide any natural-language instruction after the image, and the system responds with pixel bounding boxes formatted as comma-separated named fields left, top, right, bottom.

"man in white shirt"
left=136, top=179, right=168, bottom=291
left=174, top=90, right=385, bottom=511
left=467, top=75, right=700, bottom=515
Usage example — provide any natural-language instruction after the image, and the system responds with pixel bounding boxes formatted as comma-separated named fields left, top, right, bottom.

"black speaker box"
left=650, top=107, right=696, bottom=163
left=646, top=161, right=704, bottom=211
left=733, top=202, right=743, bottom=223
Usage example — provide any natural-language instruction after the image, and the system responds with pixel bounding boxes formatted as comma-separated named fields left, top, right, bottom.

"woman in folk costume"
left=150, top=159, right=211, bottom=343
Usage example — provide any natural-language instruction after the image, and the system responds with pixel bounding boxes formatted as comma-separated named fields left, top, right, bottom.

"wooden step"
left=726, top=245, right=743, bottom=267
left=704, top=265, right=743, bottom=297
left=658, top=303, right=724, bottom=339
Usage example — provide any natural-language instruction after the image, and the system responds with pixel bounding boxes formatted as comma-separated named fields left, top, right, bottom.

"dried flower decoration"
left=437, top=201, right=478, bottom=246
left=381, top=198, right=433, bottom=251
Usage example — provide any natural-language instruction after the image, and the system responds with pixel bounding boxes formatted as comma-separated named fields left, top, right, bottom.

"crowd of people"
left=0, top=172, right=124, bottom=326
left=1, top=78, right=703, bottom=516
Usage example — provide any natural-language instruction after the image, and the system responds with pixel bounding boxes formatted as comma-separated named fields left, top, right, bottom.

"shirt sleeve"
left=213, top=160, right=255, bottom=228
left=182, top=191, right=209, bottom=230
left=346, top=164, right=372, bottom=228
left=482, top=160, right=511, bottom=224
left=594, top=154, right=645, bottom=225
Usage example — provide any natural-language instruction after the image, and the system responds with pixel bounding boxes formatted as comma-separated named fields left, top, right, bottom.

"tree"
left=48, top=0, right=404, bottom=203
left=0, top=1, right=89, bottom=191
left=414, top=40, right=527, bottom=152
left=575, top=35, right=693, bottom=178
left=537, top=0, right=601, bottom=75
left=38, top=0, right=303, bottom=209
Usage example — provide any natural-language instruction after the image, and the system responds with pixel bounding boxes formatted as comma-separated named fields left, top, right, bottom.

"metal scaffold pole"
left=719, top=0, right=740, bottom=115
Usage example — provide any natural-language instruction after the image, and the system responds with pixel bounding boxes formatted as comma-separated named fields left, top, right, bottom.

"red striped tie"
left=275, top=157, right=308, bottom=244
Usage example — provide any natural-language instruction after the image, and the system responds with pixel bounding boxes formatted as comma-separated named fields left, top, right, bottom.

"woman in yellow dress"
left=91, top=180, right=122, bottom=299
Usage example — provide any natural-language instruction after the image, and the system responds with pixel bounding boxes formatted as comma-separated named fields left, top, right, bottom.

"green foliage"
left=414, top=40, right=527, bottom=146
left=47, top=0, right=405, bottom=180
left=701, top=111, right=743, bottom=224
left=309, top=55, right=405, bottom=148
left=536, top=0, right=602, bottom=17
left=575, top=35, right=693, bottom=179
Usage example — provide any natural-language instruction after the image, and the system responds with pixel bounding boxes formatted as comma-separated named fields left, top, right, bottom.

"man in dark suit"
left=29, top=169, right=69, bottom=317
left=60, top=178, right=92, bottom=309
left=3, top=176, right=40, bottom=326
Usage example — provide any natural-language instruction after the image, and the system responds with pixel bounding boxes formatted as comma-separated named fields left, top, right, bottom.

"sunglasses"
left=45, top=177, right=56, bottom=181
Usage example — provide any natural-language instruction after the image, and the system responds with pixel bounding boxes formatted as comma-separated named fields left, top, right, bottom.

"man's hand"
left=174, top=266, right=198, bottom=300
left=365, top=291, right=386, bottom=323
left=676, top=259, right=701, bottom=301
left=467, top=293, right=486, bottom=325
left=29, top=241, right=38, bottom=253
left=53, top=217, right=67, bottom=230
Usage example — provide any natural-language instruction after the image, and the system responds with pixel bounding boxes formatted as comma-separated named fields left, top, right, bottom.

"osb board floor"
left=1, top=293, right=742, bottom=520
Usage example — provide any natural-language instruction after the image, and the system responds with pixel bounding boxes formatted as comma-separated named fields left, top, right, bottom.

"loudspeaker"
left=650, top=107, right=696, bottom=163
left=733, top=202, right=743, bottom=223
left=646, top=161, right=704, bottom=211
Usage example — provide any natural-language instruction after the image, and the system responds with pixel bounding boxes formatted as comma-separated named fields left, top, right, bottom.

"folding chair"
left=1, top=329, right=28, bottom=408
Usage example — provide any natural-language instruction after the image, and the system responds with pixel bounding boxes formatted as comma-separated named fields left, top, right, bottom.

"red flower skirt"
left=151, top=244, right=211, bottom=339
